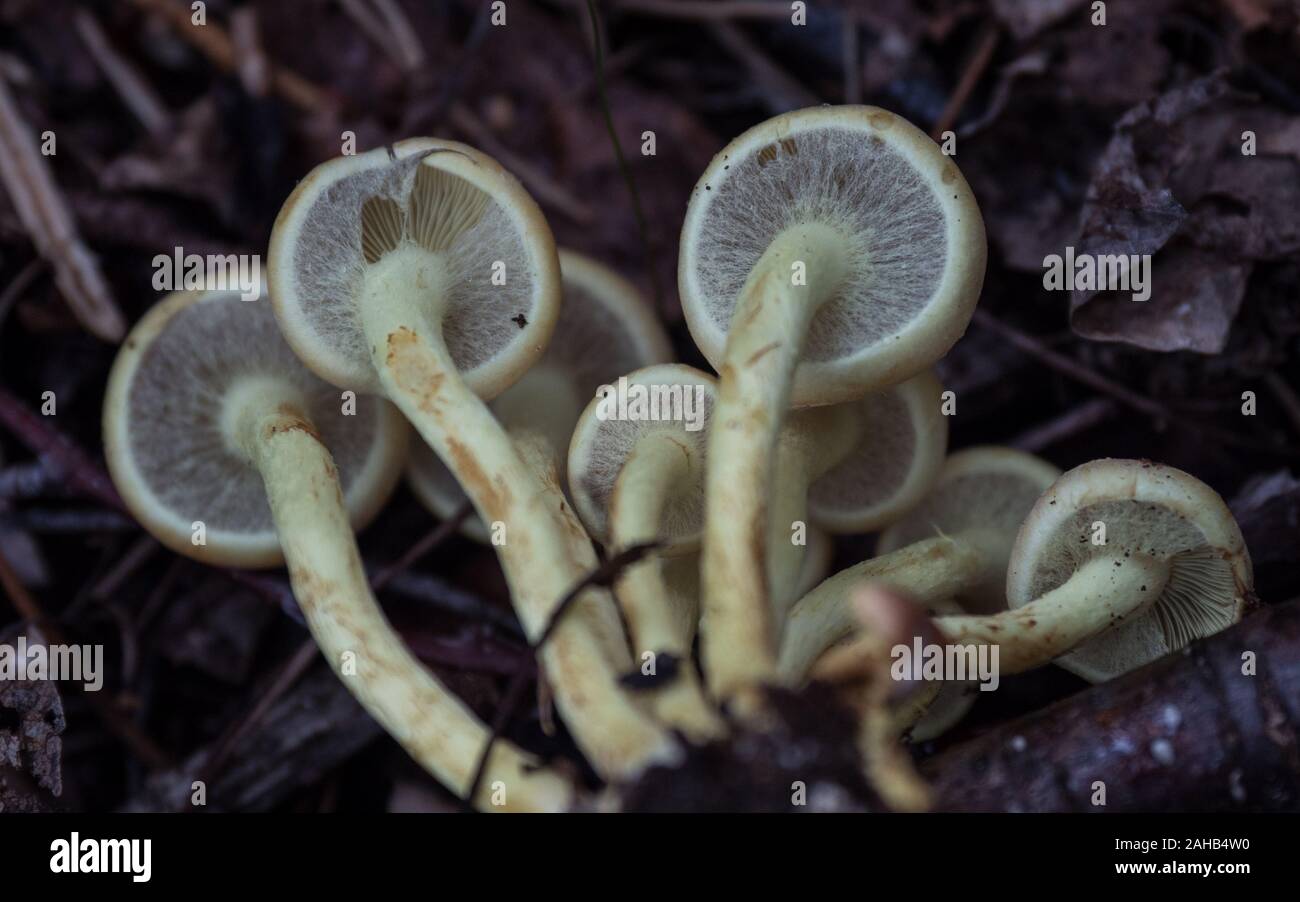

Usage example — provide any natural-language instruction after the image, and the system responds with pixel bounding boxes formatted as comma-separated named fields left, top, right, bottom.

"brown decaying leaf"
left=1071, top=72, right=1300, bottom=352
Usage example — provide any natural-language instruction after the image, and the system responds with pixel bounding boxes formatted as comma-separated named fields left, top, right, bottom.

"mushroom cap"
left=568, top=364, right=717, bottom=548
left=104, top=287, right=408, bottom=568
left=876, top=447, right=1062, bottom=615
left=1006, top=459, right=1252, bottom=683
left=806, top=369, right=948, bottom=533
left=268, top=138, right=561, bottom=397
left=406, top=250, right=672, bottom=541
left=678, top=105, right=986, bottom=407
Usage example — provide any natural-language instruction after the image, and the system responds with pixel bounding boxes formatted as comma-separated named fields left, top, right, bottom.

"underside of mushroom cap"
left=1007, top=458, right=1252, bottom=683
left=568, top=364, right=716, bottom=547
left=876, top=447, right=1062, bottom=615
left=678, top=106, right=986, bottom=406
left=406, top=250, right=671, bottom=541
left=806, top=369, right=948, bottom=533
left=268, top=138, right=560, bottom=397
left=104, top=288, right=407, bottom=568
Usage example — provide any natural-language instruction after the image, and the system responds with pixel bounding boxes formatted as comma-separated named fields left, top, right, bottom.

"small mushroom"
left=406, top=249, right=672, bottom=543
left=1004, top=458, right=1252, bottom=681
left=768, top=369, right=948, bottom=623
left=779, top=447, right=1060, bottom=682
left=269, top=140, right=675, bottom=778
left=813, top=459, right=1253, bottom=696
left=104, top=287, right=572, bottom=810
left=567, top=364, right=723, bottom=739
left=678, top=106, right=986, bottom=697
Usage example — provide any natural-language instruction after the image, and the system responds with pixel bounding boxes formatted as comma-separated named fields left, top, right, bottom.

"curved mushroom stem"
left=812, top=553, right=1171, bottom=687
left=935, top=553, right=1169, bottom=674
left=359, top=286, right=676, bottom=780
left=234, top=397, right=574, bottom=812
left=701, top=222, right=849, bottom=703
left=609, top=432, right=725, bottom=741
left=779, top=536, right=988, bottom=683
left=767, top=405, right=862, bottom=637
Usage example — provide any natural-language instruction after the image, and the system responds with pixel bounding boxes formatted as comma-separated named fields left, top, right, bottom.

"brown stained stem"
left=463, top=541, right=662, bottom=808
left=972, top=310, right=1297, bottom=457
left=930, top=20, right=1000, bottom=141
left=0, top=544, right=172, bottom=770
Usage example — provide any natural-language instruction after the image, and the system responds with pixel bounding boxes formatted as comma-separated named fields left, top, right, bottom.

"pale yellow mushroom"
left=767, top=369, right=948, bottom=631
left=568, top=365, right=724, bottom=741
left=104, top=288, right=573, bottom=811
left=267, top=139, right=675, bottom=779
left=678, top=106, right=986, bottom=700
left=780, top=447, right=1060, bottom=740
left=813, top=459, right=1253, bottom=714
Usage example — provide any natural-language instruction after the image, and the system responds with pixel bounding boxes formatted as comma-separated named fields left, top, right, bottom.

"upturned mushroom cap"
left=1006, top=459, right=1253, bottom=683
left=104, top=287, right=407, bottom=568
left=568, top=364, right=717, bottom=549
left=805, top=369, right=948, bottom=533
left=876, top=447, right=1062, bottom=615
left=268, top=138, right=560, bottom=397
left=406, top=250, right=671, bottom=541
left=678, top=106, right=986, bottom=406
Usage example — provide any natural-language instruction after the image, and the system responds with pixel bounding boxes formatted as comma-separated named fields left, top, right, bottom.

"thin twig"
left=0, top=257, right=47, bottom=330
left=612, top=0, right=792, bottom=21
left=709, top=20, right=819, bottom=113
left=183, top=637, right=320, bottom=810
left=1011, top=398, right=1117, bottom=452
left=73, top=9, right=172, bottom=139
left=973, top=310, right=1296, bottom=456
left=448, top=104, right=596, bottom=224
left=128, top=0, right=329, bottom=111
left=229, top=7, right=270, bottom=98
left=930, top=21, right=1000, bottom=141
left=371, top=500, right=474, bottom=592
left=91, top=535, right=160, bottom=602
left=0, top=385, right=124, bottom=510
left=0, top=75, right=125, bottom=341
left=584, top=0, right=662, bottom=307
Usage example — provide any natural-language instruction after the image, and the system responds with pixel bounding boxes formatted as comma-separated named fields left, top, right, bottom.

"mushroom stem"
left=358, top=288, right=676, bottom=779
left=813, top=553, right=1171, bottom=686
left=237, top=399, right=574, bottom=811
left=767, top=405, right=861, bottom=633
left=936, top=553, right=1169, bottom=674
left=779, top=536, right=987, bottom=683
left=701, top=222, right=849, bottom=700
left=609, top=431, right=725, bottom=740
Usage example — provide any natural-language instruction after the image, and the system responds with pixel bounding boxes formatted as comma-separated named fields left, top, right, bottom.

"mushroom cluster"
left=103, top=106, right=1256, bottom=812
